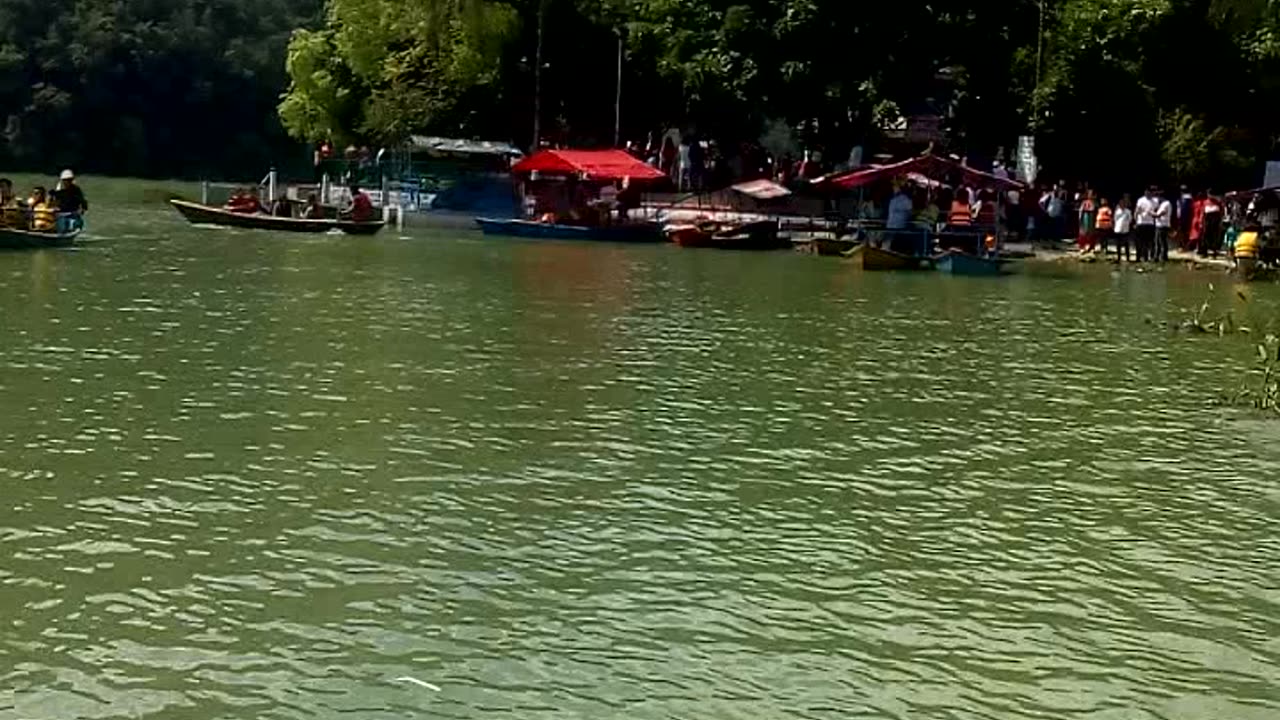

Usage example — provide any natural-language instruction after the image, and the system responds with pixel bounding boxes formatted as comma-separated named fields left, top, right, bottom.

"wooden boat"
left=665, top=223, right=711, bottom=246
left=802, top=236, right=859, bottom=256
left=667, top=219, right=789, bottom=250
left=936, top=250, right=1008, bottom=276
left=0, top=226, right=81, bottom=249
left=170, top=199, right=385, bottom=235
left=475, top=217, right=662, bottom=243
left=843, top=243, right=928, bottom=271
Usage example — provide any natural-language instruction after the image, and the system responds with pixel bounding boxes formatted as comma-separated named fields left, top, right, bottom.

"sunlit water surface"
left=1, top=184, right=1277, bottom=720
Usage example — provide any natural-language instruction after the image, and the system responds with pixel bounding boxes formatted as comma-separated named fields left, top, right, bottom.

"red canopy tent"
left=823, top=154, right=1024, bottom=191
left=512, top=149, right=666, bottom=182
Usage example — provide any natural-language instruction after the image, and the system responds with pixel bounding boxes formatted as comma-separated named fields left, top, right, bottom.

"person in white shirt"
left=1154, top=188, right=1173, bottom=262
left=1113, top=194, right=1134, bottom=262
left=1134, top=187, right=1157, bottom=261
left=1041, top=187, right=1066, bottom=241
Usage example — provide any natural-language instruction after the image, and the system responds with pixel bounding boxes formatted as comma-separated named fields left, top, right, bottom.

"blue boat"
left=936, top=250, right=1008, bottom=276
left=475, top=218, right=663, bottom=243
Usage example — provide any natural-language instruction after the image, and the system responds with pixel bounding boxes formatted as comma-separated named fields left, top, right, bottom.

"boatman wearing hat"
left=51, top=169, right=88, bottom=233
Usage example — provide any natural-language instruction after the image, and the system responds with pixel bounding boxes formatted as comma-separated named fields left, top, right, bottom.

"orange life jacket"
left=948, top=201, right=971, bottom=226
left=1097, top=206, right=1114, bottom=230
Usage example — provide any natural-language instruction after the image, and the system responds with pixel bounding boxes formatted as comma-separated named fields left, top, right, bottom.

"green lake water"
left=1, top=179, right=1277, bottom=719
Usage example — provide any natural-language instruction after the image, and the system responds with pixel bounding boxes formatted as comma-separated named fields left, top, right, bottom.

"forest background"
left=2, top=0, right=1278, bottom=189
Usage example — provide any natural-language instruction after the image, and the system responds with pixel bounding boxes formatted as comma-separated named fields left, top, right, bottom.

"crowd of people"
left=1020, top=183, right=1268, bottom=264
left=0, top=170, right=89, bottom=233
left=850, top=173, right=1269, bottom=265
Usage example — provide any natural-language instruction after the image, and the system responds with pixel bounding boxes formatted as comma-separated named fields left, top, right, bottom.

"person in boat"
left=974, top=188, right=998, bottom=227
left=0, top=178, right=23, bottom=229
left=269, top=194, right=293, bottom=218
left=301, top=193, right=325, bottom=220
left=26, top=187, right=56, bottom=232
left=948, top=187, right=973, bottom=227
left=885, top=183, right=915, bottom=255
left=50, top=170, right=88, bottom=233
left=342, top=184, right=375, bottom=223
left=617, top=177, right=641, bottom=221
left=225, top=187, right=265, bottom=214
left=916, top=193, right=942, bottom=230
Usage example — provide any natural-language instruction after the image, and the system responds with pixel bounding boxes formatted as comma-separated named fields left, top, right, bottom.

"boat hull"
left=668, top=220, right=788, bottom=250
left=937, top=251, right=1008, bottom=276
left=802, top=237, right=858, bottom=256
left=0, top=227, right=80, bottom=249
left=170, top=199, right=385, bottom=235
left=845, top=243, right=928, bottom=271
left=476, top=218, right=662, bottom=243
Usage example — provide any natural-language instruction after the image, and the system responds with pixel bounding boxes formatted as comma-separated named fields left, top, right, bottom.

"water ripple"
left=0, top=222, right=1277, bottom=719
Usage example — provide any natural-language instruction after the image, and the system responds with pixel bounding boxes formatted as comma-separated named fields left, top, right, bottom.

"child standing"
left=1113, top=195, right=1134, bottom=263
left=1095, top=198, right=1114, bottom=254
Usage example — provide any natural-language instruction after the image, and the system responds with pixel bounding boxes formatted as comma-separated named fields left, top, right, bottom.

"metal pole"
left=614, top=27, right=623, bottom=147
left=532, top=0, right=547, bottom=150
left=1034, top=0, right=1045, bottom=130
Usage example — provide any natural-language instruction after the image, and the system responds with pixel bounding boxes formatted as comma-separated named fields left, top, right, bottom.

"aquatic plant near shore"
left=1232, top=335, right=1280, bottom=414
left=1176, top=283, right=1280, bottom=415
left=1177, top=283, right=1238, bottom=336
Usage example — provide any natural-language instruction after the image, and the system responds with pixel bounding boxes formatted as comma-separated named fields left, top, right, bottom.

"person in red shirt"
left=1188, top=191, right=1206, bottom=254
left=344, top=184, right=375, bottom=223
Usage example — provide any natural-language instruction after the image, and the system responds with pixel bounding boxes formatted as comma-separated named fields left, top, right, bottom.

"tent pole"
left=532, top=0, right=548, bottom=151
left=614, top=28, right=623, bottom=148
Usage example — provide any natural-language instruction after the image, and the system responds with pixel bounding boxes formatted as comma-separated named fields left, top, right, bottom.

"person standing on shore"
left=1201, top=189, right=1224, bottom=257
left=1077, top=189, right=1097, bottom=251
left=1135, top=187, right=1157, bottom=261
left=1154, top=188, right=1173, bottom=262
left=1177, top=184, right=1194, bottom=249
left=1095, top=197, right=1114, bottom=254
left=1043, top=186, right=1065, bottom=241
left=1113, top=195, right=1134, bottom=262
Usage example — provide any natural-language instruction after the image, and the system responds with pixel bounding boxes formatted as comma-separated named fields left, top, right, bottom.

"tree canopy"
left=0, top=0, right=321, bottom=178
left=2, top=0, right=1278, bottom=184
left=275, top=0, right=1280, bottom=187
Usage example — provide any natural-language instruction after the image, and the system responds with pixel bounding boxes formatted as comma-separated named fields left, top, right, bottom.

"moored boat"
left=844, top=243, right=928, bottom=271
left=170, top=199, right=385, bottom=235
left=802, top=236, right=859, bottom=256
left=936, top=249, right=1008, bottom=276
left=0, top=226, right=81, bottom=249
left=475, top=217, right=663, bottom=242
left=667, top=219, right=788, bottom=250
left=665, top=222, right=713, bottom=246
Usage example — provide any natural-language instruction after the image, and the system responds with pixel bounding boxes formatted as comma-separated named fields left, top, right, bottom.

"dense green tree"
left=0, top=0, right=320, bottom=178
left=278, top=0, right=518, bottom=145
left=2, top=0, right=1279, bottom=185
